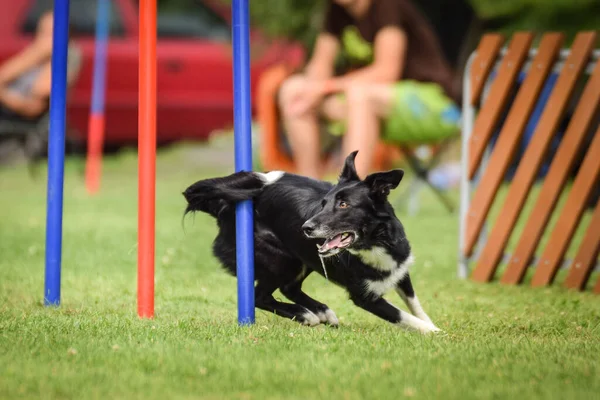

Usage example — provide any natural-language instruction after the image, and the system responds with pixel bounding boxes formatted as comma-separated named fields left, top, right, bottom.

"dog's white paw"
left=423, top=324, right=445, bottom=335
left=300, top=311, right=321, bottom=327
left=317, top=309, right=339, bottom=327
left=400, top=315, right=442, bottom=334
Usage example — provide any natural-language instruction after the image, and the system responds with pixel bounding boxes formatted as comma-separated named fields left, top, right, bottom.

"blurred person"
left=0, top=11, right=77, bottom=121
left=279, top=0, right=461, bottom=179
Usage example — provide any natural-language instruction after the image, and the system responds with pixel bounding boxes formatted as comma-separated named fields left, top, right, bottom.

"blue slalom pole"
left=232, top=0, right=255, bottom=325
left=91, top=0, right=110, bottom=116
left=45, top=0, right=71, bottom=306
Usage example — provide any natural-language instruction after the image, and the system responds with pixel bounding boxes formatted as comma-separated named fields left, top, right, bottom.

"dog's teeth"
left=341, top=233, right=348, bottom=239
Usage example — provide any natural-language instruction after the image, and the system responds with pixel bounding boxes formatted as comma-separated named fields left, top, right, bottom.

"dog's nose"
left=302, top=221, right=316, bottom=237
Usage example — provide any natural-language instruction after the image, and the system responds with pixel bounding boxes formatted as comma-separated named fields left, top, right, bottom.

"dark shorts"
left=0, top=105, right=29, bottom=123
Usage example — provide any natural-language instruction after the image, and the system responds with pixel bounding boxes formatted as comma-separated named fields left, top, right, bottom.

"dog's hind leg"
left=395, top=273, right=437, bottom=328
left=280, top=274, right=339, bottom=327
left=255, top=281, right=321, bottom=326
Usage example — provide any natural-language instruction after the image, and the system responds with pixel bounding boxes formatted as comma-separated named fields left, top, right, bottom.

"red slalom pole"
left=85, top=115, right=105, bottom=193
left=137, top=0, right=157, bottom=318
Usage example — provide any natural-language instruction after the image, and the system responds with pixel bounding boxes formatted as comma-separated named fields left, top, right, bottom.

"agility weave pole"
left=136, top=0, right=256, bottom=321
left=44, top=0, right=71, bottom=306
left=459, top=31, right=600, bottom=292
left=137, top=0, right=157, bottom=318
left=85, top=0, right=111, bottom=194
left=43, top=0, right=256, bottom=318
left=232, top=0, right=256, bottom=324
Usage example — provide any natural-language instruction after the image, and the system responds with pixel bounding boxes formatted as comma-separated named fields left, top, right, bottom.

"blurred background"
left=0, top=0, right=598, bottom=165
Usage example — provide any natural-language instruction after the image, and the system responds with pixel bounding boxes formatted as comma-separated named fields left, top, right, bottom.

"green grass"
left=1, top=143, right=599, bottom=400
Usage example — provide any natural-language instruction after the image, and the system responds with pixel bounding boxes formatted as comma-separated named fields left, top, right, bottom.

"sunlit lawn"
left=1, top=142, right=598, bottom=399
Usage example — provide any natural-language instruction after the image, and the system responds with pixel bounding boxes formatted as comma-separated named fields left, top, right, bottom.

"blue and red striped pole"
left=45, top=0, right=71, bottom=306
left=85, top=0, right=111, bottom=194
left=232, top=0, right=255, bottom=325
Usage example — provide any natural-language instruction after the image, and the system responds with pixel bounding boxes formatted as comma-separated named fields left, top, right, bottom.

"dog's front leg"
left=350, top=293, right=439, bottom=334
left=280, top=280, right=339, bottom=327
left=395, top=274, right=438, bottom=329
left=255, top=281, right=321, bottom=326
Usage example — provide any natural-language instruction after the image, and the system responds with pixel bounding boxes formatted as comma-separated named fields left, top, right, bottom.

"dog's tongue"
left=320, top=234, right=344, bottom=252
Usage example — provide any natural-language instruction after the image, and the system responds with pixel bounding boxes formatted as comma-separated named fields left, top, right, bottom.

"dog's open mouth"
left=317, top=232, right=356, bottom=255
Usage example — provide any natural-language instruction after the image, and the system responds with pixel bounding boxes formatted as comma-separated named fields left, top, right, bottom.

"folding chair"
left=0, top=113, right=49, bottom=171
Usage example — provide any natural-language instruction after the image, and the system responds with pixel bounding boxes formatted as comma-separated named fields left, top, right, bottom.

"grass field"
left=1, top=142, right=599, bottom=400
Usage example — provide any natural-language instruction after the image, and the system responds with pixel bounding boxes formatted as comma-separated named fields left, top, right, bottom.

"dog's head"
left=302, top=151, right=404, bottom=257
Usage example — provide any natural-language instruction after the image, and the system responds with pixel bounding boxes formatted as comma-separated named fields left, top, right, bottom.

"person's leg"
left=321, top=93, right=347, bottom=122
left=342, top=83, right=396, bottom=178
left=320, top=94, right=348, bottom=176
left=279, top=75, right=322, bottom=178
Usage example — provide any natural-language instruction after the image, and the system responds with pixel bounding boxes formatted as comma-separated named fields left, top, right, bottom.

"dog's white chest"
left=350, top=247, right=413, bottom=298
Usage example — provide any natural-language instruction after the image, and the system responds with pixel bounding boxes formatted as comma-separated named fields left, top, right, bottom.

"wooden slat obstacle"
left=458, top=31, right=600, bottom=292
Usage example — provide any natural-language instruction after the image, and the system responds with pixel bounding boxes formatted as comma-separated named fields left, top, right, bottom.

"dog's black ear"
left=339, top=150, right=360, bottom=182
left=364, top=169, right=404, bottom=199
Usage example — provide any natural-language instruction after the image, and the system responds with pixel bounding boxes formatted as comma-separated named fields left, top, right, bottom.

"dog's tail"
left=183, top=171, right=276, bottom=218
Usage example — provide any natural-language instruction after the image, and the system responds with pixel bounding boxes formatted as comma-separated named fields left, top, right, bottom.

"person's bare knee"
left=279, top=74, right=309, bottom=116
left=345, top=83, right=370, bottom=105
left=321, top=94, right=347, bottom=122
left=345, top=82, right=395, bottom=117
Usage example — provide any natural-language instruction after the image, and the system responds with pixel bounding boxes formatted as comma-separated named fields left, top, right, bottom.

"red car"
left=0, top=0, right=305, bottom=145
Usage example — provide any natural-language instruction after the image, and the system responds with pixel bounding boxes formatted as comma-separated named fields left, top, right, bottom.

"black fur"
left=183, top=151, right=437, bottom=331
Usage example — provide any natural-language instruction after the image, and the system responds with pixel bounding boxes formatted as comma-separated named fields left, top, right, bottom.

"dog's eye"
left=321, top=199, right=327, bottom=208
left=338, top=201, right=349, bottom=209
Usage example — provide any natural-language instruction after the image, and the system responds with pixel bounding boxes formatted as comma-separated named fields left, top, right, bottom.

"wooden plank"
left=463, top=34, right=564, bottom=265
left=532, top=126, right=600, bottom=287
left=564, top=199, right=600, bottom=291
left=470, top=34, right=505, bottom=106
left=468, top=33, right=534, bottom=179
left=488, top=32, right=598, bottom=284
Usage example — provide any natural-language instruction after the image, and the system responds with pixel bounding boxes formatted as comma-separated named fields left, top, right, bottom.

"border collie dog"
left=183, top=151, right=439, bottom=333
